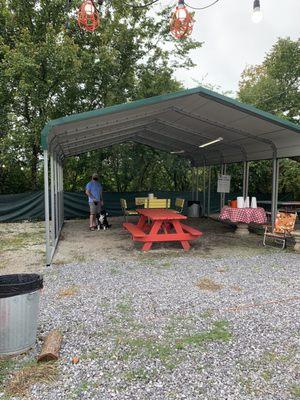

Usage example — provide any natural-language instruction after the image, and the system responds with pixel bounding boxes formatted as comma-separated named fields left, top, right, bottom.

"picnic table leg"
left=137, top=215, right=147, bottom=230
left=172, top=220, right=191, bottom=251
left=141, top=220, right=162, bottom=251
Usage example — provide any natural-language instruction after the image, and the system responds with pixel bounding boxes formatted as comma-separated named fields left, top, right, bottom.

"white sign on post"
left=217, top=174, right=231, bottom=193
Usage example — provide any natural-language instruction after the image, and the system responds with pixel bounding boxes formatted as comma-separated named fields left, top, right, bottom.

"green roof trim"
left=41, top=85, right=300, bottom=150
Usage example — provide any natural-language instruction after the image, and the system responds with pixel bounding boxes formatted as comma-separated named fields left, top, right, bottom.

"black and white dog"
left=96, top=210, right=111, bottom=230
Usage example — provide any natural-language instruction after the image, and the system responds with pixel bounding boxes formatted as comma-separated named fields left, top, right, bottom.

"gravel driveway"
left=3, top=249, right=299, bottom=400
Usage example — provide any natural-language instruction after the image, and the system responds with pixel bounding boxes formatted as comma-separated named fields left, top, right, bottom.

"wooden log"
left=37, top=330, right=62, bottom=362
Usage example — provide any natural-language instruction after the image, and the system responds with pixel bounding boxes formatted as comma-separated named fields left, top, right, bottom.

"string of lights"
left=184, top=0, right=220, bottom=11
left=73, top=0, right=263, bottom=36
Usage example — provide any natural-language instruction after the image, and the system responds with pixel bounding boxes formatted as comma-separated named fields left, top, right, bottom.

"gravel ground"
left=2, top=250, right=300, bottom=400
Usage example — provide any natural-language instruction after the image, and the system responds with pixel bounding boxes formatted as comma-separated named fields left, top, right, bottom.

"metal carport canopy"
left=41, top=86, right=300, bottom=165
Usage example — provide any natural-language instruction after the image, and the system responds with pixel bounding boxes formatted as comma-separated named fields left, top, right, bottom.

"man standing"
left=85, top=173, right=103, bottom=230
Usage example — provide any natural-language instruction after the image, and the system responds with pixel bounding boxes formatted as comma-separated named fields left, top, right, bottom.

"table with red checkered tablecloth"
left=220, top=206, right=267, bottom=224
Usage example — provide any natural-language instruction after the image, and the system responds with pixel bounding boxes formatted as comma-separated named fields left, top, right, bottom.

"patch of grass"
left=0, top=358, right=16, bottom=385
left=176, top=320, right=231, bottom=348
left=0, top=232, right=44, bottom=252
left=290, top=384, right=300, bottom=398
left=110, top=268, right=119, bottom=275
left=124, top=368, right=155, bottom=382
left=200, top=310, right=213, bottom=319
left=116, top=302, right=132, bottom=313
left=6, top=362, right=58, bottom=397
left=196, top=277, right=224, bottom=292
left=261, top=369, right=272, bottom=381
left=74, top=254, right=86, bottom=263
left=58, top=285, right=79, bottom=297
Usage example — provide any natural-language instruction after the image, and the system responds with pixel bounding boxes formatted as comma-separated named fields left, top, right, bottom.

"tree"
left=0, top=0, right=201, bottom=194
left=237, top=38, right=300, bottom=199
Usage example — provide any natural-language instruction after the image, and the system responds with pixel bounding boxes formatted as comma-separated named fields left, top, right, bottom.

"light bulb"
left=84, top=1, right=95, bottom=15
left=176, top=6, right=188, bottom=20
left=252, top=0, right=262, bottom=23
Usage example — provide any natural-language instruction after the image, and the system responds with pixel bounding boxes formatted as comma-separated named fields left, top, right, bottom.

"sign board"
left=217, top=174, right=231, bottom=193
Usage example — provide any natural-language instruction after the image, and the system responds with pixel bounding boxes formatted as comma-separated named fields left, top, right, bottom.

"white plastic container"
left=251, top=197, right=257, bottom=208
left=244, top=197, right=250, bottom=208
left=237, top=197, right=244, bottom=208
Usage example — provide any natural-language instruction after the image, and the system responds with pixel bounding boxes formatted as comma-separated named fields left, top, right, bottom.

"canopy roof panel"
left=41, top=86, right=300, bottom=165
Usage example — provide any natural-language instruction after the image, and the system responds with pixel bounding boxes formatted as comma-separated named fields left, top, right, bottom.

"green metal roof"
left=41, top=86, right=300, bottom=165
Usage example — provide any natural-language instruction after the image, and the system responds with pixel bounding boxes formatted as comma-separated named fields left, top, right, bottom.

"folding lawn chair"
left=263, top=211, right=297, bottom=249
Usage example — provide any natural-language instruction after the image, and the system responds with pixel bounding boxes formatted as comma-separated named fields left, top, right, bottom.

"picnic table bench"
left=123, top=208, right=202, bottom=251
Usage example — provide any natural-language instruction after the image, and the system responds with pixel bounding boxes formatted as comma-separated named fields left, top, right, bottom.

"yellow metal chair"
left=145, top=199, right=171, bottom=209
left=135, top=197, right=148, bottom=207
left=135, top=197, right=157, bottom=207
left=120, top=198, right=138, bottom=221
left=263, top=211, right=297, bottom=249
left=175, top=198, right=185, bottom=213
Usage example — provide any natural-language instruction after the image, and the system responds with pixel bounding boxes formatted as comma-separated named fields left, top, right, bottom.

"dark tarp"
left=1, top=190, right=293, bottom=223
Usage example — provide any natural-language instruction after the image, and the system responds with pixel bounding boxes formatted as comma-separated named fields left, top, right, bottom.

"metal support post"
left=243, top=161, right=249, bottom=199
left=223, top=164, right=227, bottom=207
left=207, top=166, right=211, bottom=216
left=54, top=156, right=59, bottom=237
left=50, top=154, right=55, bottom=247
left=220, top=164, right=224, bottom=211
left=271, top=158, right=279, bottom=228
left=44, top=150, right=51, bottom=266
left=196, top=167, right=199, bottom=201
left=203, top=164, right=206, bottom=216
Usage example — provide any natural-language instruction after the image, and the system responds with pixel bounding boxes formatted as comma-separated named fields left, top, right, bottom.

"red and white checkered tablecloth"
left=220, top=206, right=267, bottom=224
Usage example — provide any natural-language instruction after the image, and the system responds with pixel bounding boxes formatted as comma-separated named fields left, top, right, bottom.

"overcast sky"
left=165, top=0, right=300, bottom=95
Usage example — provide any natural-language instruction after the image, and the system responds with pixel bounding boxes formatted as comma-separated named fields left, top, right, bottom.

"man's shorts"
left=89, top=201, right=101, bottom=215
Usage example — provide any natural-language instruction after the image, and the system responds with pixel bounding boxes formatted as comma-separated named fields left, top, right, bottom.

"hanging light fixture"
left=170, top=150, right=185, bottom=154
left=77, top=0, right=100, bottom=32
left=199, top=137, right=223, bottom=148
left=252, top=0, right=262, bottom=23
left=170, top=0, right=194, bottom=39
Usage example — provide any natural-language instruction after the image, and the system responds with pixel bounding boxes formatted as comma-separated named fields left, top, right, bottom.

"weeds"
left=196, top=277, right=224, bottom=292
left=6, top=362, right=58, bottom=397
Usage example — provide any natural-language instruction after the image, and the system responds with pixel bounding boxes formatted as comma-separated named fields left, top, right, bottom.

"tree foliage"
left=238, top=37, right=300, bottom=199
left=0, top=0, right=201, bottom=194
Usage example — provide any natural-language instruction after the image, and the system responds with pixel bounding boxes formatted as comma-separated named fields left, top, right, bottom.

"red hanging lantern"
left=170, top=0, right=194, bottom=39
left=77, top=0, right=100, bottom=32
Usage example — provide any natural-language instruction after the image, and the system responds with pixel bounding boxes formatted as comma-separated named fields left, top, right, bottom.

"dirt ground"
left=0, top=216, right=283, bottom=275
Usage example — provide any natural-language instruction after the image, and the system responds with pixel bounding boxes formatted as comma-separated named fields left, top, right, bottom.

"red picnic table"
left=123, top=208, right=203, bottom=251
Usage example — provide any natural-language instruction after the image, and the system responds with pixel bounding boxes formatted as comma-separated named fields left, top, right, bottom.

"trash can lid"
left=0, top=274, right=43, bottom=299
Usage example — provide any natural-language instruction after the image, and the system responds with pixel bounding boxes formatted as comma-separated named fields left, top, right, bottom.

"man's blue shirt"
left=86, top=181, right=102, bottom=203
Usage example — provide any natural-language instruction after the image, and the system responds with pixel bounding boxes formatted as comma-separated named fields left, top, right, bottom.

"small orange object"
left=72, top=356, right=80, bottom=364
left=230, top=200, right=237, bottom=208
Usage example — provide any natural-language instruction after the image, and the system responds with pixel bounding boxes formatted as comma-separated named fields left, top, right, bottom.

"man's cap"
left=92, top=173, right=98, bottom=179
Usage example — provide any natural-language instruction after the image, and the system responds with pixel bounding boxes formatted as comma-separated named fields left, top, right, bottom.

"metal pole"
left=196, top=167, right=199, bottom=201
left=50, top=154, right=55, bottom=247
left=44, top=150, right=51, bottom=266
left=191, top=168, right=195, bottom=200
left=61, top=161, right=64, bottom=226
left=220, top=164, right=224, bottom=211
left=271, top=158, right=279, bottom=228
left=243, top=161, right=249, bottom=199
left=223, top=164, right=227, bottom=207
left=203, top=164, right=206, bottom=216
left=54, top=156, right=59, bottom=238
left=208, top=166, right=211, bottom=216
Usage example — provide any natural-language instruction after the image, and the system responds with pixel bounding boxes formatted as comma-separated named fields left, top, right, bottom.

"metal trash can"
left=0, top=274, right=43, bottom=356
left=187, top=201, right=201, bottom=217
